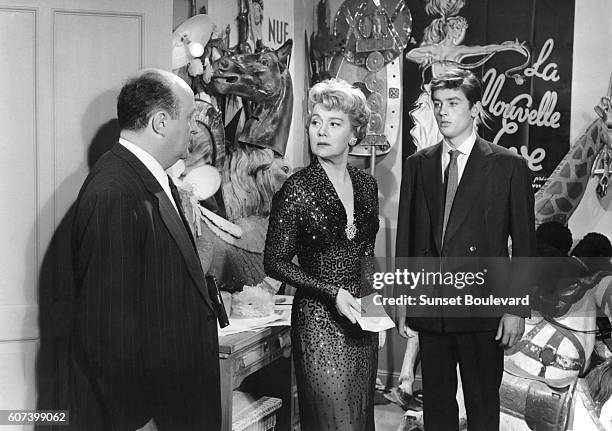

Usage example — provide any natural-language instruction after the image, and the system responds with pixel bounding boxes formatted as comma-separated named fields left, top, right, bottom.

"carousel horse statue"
left=211, top=39, right=293, bottom=158
left=170, top=37, right=294, bottom=293
left=170, top=15, right=294, bottom=292
left=496, top=88, right=612, bottom=431
left=500, top=261, right=612, bottom=431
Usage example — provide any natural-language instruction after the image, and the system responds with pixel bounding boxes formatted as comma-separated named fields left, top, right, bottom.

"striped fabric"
left=68, top=143, right=221, bottom=431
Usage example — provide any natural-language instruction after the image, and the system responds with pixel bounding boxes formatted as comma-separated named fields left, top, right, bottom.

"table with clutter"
left=217, top=288, right=297, bottom=431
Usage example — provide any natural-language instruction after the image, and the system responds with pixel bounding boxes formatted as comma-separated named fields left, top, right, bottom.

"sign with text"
left=402, top=0, right=575, bottom=192
left=262, top=0, right=293, bottom=49
left=208, top=0, right=293, bottom=51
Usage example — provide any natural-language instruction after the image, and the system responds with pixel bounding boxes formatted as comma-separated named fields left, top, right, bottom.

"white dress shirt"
left=441, top=128, right=477, bottom=184
left=119, top=138, right=179, bottom=214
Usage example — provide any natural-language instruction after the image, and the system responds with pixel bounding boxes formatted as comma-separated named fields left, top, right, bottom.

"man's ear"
left=152, top=111, right=168, bottom=136
left=471, top=102, right=480, bottom=118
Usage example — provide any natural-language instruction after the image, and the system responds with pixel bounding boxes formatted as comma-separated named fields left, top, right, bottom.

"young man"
left=69, top=69, right=221, bottom=431
left=395, top=69, right=535, bottom=430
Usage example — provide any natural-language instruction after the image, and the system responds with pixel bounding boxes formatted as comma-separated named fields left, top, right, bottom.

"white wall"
left=568, top=0, right=612, bottom=239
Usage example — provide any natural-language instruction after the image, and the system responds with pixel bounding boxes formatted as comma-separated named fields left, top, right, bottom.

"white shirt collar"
left=443, top=128, right=477, bottom=157
left=118, top=137, right=179, bottom=212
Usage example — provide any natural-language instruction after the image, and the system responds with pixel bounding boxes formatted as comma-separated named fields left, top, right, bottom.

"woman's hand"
left=335, top=288, right=362, bottom=324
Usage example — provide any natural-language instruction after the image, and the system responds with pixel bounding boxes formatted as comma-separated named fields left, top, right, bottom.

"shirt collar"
left=118, top=137, right=170, bottom=189
left=443, top=128, right=477, bottom=157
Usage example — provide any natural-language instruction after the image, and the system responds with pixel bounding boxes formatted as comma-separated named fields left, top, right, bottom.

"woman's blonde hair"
left=307, top=78, right=370, bottom=141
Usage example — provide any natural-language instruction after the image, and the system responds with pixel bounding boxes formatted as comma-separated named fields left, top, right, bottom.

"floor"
left=374, top=389, right=422, bottom=431
left=374, top=400, right=406, bottom=431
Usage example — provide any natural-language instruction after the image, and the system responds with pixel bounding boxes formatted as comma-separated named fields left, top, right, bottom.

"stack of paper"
left=218, top=307, right=291, bottom=336
left=351, top=293, right=396, bottom=332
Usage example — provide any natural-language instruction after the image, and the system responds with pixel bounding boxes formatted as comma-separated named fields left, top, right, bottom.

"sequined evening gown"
left=264, top=159, right=380, bottom=431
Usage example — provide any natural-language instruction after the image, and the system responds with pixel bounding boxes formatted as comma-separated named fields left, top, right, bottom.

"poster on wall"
left=208, top=0, right=294, bottom=52
left=402, top=0, right=575, bottom=192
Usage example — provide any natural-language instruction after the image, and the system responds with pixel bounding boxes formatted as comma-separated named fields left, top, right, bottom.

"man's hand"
left=335, top=288, right=362, bottom=324
left=495, top=313, right=525, bottom=348
left=394, top=308, right=418, bottom=339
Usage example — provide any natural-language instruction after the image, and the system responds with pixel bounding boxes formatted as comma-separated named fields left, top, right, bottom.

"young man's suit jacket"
left=396, top=136, right=535, bottom=333
left=69, top=143, right=221, bottom=431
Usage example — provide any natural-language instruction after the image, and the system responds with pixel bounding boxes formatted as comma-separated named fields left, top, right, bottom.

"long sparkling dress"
left=264, top=159, right=380, bottom=431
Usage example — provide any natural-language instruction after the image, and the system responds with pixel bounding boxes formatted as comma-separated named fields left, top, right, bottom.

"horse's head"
left=211, top=40, right=293, bottom=103
left=211, top=40, right=293, bottom=156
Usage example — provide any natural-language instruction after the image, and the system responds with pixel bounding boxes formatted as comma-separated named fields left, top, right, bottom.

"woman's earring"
left=349, top=137, right=358, bottom=147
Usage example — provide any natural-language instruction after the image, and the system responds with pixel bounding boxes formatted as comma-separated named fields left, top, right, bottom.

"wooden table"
left=218, top=326, right=297, bottom=431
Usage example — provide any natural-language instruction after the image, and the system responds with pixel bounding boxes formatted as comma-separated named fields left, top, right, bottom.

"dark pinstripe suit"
left=69, top=143, right=221, bottom=431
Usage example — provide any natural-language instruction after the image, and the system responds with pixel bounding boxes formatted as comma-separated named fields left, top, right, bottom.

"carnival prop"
left=171, top=6, right=292, bottom=291
left=497, top=89, right=612, bottom=431
left=534, top=74, right=612, bottom=227
left=310, top=0, right=411, bottom=173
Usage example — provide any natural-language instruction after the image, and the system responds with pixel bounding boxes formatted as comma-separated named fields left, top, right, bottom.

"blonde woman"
left=265, top=79, right=379, bottom=431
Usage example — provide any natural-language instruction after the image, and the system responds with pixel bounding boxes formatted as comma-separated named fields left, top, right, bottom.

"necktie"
left=167, top=176, right=182, bottom=213
left=168, top=176, right=196, bottom=246
left=442, top=150, right=459, bottom=244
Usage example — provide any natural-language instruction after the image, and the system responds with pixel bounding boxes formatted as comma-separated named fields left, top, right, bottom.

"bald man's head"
left=117, top=69, right=192, bottom=132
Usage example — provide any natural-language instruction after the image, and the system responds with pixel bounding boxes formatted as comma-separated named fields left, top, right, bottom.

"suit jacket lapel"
left=112, top=144, right=214, bottom=310
left=422, top=144, right=444, bottom=254
left=155, top=192, right=214, bottom=308
left=443, top=137, right=492, bottom=245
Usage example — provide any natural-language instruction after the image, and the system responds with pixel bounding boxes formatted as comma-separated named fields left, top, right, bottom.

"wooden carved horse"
left=500, top=268, right=612, bottom=431
left=211, top=39, right=293, bottom=157
left=497, top=93, right=612, bottom=431
left=181, top=41, right=294, bottom=291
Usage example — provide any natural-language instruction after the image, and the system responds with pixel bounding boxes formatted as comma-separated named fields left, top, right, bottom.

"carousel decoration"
left=497, top=83, right=612, bottom=431
left=334, top=0, right=411, bottom=170
left=593, top=80, right=612, bottom=198
left=534, top=73, right=612, bottom=227
left=310, top=0, right=411, bottom=173
left=170, top=2, right=292, bottom=292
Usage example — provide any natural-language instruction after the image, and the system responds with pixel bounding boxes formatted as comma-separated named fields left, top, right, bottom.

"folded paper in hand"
left=351, top=293, right=396, bottom=332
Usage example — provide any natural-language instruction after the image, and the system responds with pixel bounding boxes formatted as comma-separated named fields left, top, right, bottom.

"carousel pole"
left=370, top=144, right=376, bottom=176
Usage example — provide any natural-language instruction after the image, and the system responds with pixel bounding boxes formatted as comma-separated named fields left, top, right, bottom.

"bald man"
left=69, top=70, right=221, bottom=430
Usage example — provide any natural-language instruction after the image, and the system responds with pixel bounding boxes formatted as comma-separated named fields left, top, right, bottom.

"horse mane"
left=221, top=143, right=288, bottom=221
left=586, top=357, right=612, bottom=414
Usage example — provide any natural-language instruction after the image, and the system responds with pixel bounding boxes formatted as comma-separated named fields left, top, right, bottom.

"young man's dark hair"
left=429, top=68, right=483, bottom=107
left=117, top=70, right=180, bottom=131
left=396, top=66, right=535, bottom=430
